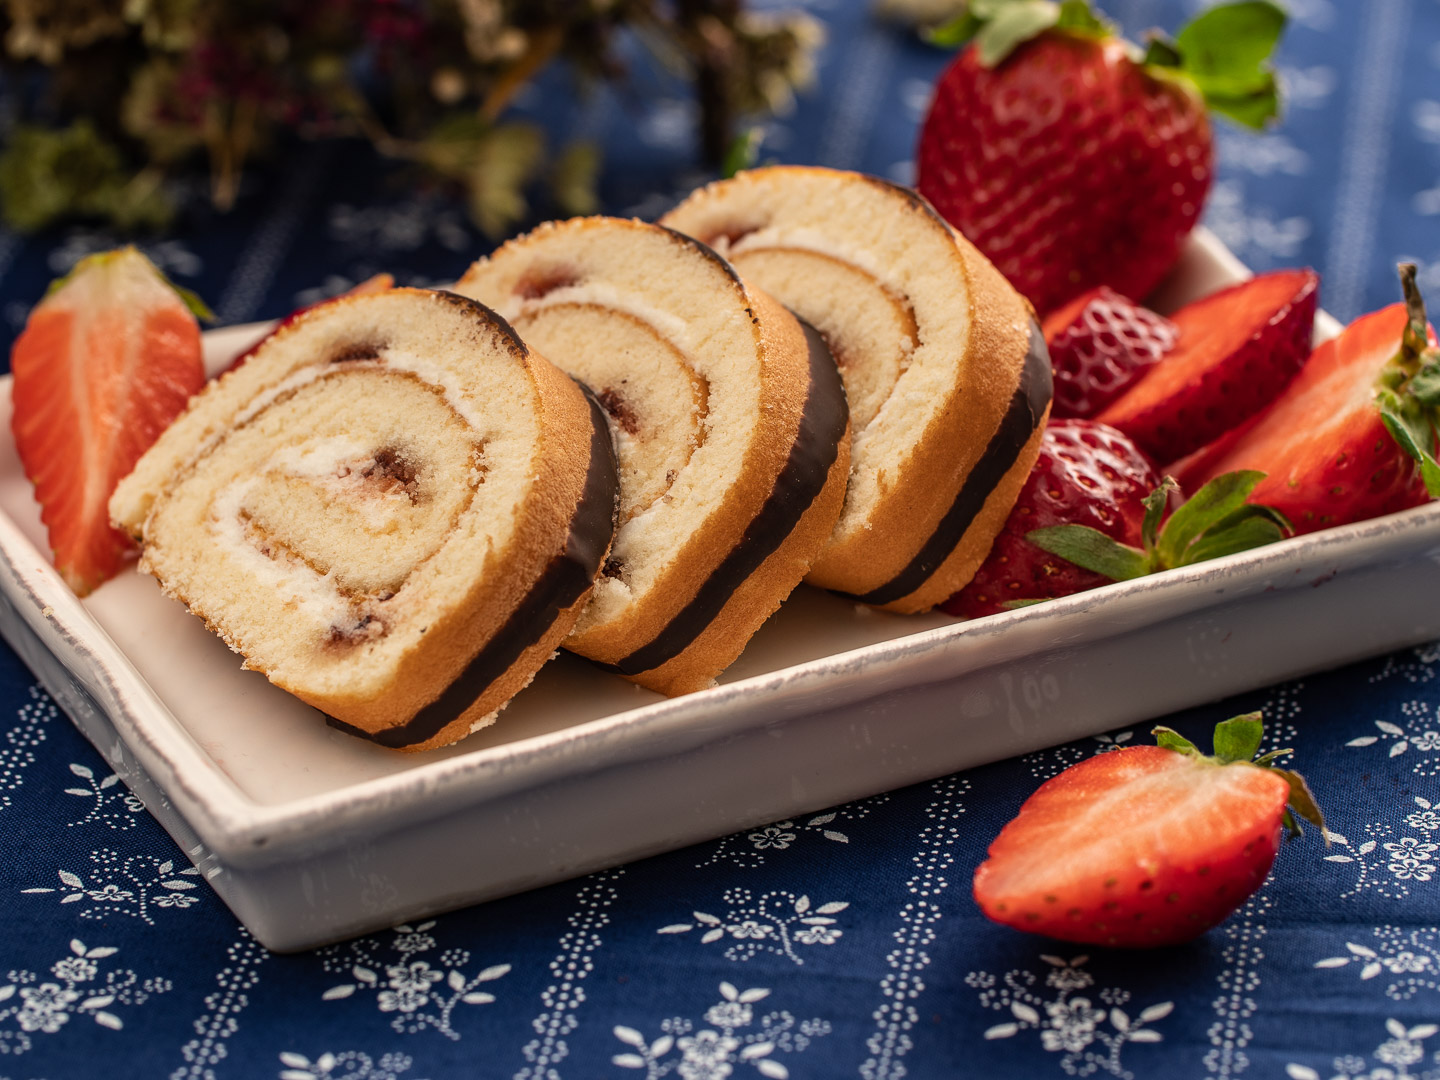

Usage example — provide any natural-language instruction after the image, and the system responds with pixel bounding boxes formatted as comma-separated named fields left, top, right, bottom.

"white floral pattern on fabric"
left=278, top=1050, right=423, bottom=1080
left=171, top=933, right=268, bottom=1080
left=860, top=775, right=968, bottom=1080
left=22, top=850, right=204, bottom=921
left=0, top=686, right=51, bottom=814
left=1280, top=65, right=1338, bottom=109
left=657, top=889, right=849, bottom=965
left=1215, top=132, right=1311, bottom=176
left=1368, top=644, right=1440, bottom=686
left=1202, top=684, right=1297, bottom=1077
left=1286, top=1020, right=1440, bottom=1080
left=1325, top=823, right=1440, bottom=900
left=61, top=761, right=145, bottom=829
left=1205, top=891, right=1272, bottom=1078
left=611, top=981, right=830, bottom=1080
left=319, top=922, right=509, bottom=1040
left=1346, top=705, right=1440, bottom=776
left=968, top=955, right=1171, bottom=1079
left=1315, top=927, right=1440, bottom=1000
left=696, top=794, right=890, bottom=869
left=515, top=869, right=623, bottom=1079
left=0, top=938, right=170, bottom=1056
left=1205, top=180, right=1312, bottom=262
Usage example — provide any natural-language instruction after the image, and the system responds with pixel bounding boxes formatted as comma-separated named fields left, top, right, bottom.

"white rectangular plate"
left=2, top=229, right=1436, bottom=951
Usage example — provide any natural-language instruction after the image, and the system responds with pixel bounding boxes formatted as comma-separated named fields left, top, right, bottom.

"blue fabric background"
left=2, top=1, right=1440, bottom=1077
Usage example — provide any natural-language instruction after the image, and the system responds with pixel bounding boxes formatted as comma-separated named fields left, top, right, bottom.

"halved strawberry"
left=974, top=713, right=1323, bottom=946
left=1042, top=287, right=1177, bottom=419
left=1095, top=268, right=1319, bottom=465
left=10, top=248, right=207, bottom=595
left=228, top=272, right=394, bottom=371
left=1188, top=264, right=1440, bottom=534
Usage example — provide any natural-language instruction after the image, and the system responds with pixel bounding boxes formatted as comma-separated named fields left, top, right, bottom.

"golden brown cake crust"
left=660, top=166, right=1052, bottom=613
left=602, top=288, right=853, bottom=696
left=457, top=219, right=851, bottom=695
left=112, top=288, right=618, bottom=751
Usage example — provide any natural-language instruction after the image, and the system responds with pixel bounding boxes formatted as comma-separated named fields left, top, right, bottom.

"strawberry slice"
left=1188, top=264, right=1440, bottom=534
left=973, top=713, right=1323, bottom=946
left=1095, top=268, right=1319, bottom=465
left=10, top=247, right=207, bottom=595
left=228, top=272, right=393, bottom=371
left=1042, top=288, right=1178, bottom=419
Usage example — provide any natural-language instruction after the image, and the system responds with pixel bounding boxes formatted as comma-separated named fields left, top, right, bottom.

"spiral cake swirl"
left=662, top=166, right=1053, bottom=613
left=458, top=218, right=851, bottom=695
left=110, top=288, right=618, bottom=750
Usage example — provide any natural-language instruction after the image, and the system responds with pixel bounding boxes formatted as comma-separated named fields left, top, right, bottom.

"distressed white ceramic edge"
left=0, top=227, right=1423, bottom=871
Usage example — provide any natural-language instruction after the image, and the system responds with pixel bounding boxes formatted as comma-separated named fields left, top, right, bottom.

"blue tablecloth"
left=2, top=2, right=1440, bottom=1077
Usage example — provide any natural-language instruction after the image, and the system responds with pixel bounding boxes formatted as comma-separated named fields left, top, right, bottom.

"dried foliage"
left=0, top=0, right=822, bottom=234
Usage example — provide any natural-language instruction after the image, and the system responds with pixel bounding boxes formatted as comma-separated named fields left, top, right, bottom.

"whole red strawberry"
left=943, top=420, right=1156, bottom=616
left=916, top=0, right=1287, bottom=314
left=974, top=712, right=1323, bottom=946
left=943, top=420, right=1292, bottom=617
left=10, top=248, right=208, bottom=595
left=1188, top=263, right=1440, bottom=534
left=1042, top=288, right=1177, bottom=418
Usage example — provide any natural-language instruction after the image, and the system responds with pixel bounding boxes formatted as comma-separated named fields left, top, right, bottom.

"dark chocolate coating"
left=844, top=320, right=1052, bottom=607
left=328, top=383, right=621, bottom=749
left=595, top=316, right=848, bottom=678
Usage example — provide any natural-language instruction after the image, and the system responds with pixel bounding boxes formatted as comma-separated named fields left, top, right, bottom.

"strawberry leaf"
left=1177, top=511, right=1288, bottom=566
left=1378, top=403, right=1440, bottom=498
left=1054, top=0, right=1109, bottom=35
left=1213, top=712, right=1263, bottom=763
left=999, top=598, right=1051, bottom=609
left=1172, top=1, right=1286, bottom=129
left=1141, top=33, right=1183, bottom=69
left=975, top=2, right=1062, bottom=67
left=1152, top=726, right=1200, bottom=756
left=1253, top=747, right=1294, bottom=766
left=1276, top=768, right=1327, bottom=831
left=1281, top=807, right=1300, bottom=838
left=928, top=0, right=1108, bottom=60
left=925, top=11, right=985, bottom=47
left=1025, top=524, right=1151, bottom=581
left=163, top=278, right=216, bottom=323
left=722, top=127, right=764, bottom=180
left=1155, top=470, right=1266, bottom=567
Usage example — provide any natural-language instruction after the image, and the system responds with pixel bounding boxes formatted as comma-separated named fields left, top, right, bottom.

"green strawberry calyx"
left=928, top=0, right=1287, bottom=130
left=1376, top=263, right=1440, bottom=499
left=1152, top=712, right=1326, bottom=838
left=44, top=245, right=214, bottom=323
left=1017, top=470, right=1293, bottom=593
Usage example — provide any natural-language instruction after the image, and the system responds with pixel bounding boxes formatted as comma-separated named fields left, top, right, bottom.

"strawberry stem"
left=1377, top=264, right=1440, bottom=498
left=1399, top=262, right=1434, bottom=372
